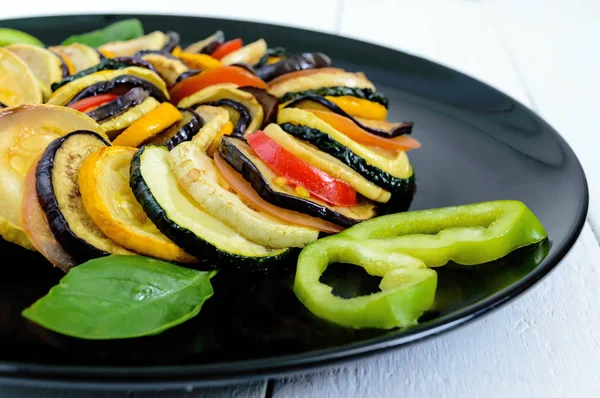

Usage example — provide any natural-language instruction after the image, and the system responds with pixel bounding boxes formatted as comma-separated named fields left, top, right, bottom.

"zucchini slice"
left=279, top=86, right=388, bottom=108
left=101, top=97, right=161, bottom=139
left=130, top=145, right=292, bottom=269
left=79, top=146, right=196, bottom=263
left=47, top=66, right=168, bottom=106
left=263, top=124, right=391, bottom=203
left=268, top=68, right=375, bottom=98
left=0, top=104, right=106, bottom=249
left=0, top=48, right=42, bottom=106
left=5, top=44, right=64, bottom=91
left=177, top=84, right=263, bottom=136
left=219, top=136, right=376, bottom=227
left=168, top=139, right=319, bottom=249
left=47, top=44, right=101, bottom=74
left=278, top=108, right=414, bottom=193
left=36, top=131, right=132, bottom=262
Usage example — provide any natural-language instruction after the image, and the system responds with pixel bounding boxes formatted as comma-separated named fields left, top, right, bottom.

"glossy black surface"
left=0, top=14, right=588, bottom=389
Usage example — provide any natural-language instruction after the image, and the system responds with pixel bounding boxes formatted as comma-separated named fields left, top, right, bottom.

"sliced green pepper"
left=293, top=200, right=548, bottom=329
left=0, top=28, right=44, bottom=47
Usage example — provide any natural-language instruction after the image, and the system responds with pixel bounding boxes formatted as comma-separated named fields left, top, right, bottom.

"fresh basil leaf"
left=22, top=255, right=215, bottom=340
left=60, top=19, right=144, bottom=47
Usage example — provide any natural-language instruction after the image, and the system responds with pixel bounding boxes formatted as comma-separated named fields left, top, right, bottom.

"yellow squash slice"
left=0, top=104, right=106, bottom=249
left=0, top=48, right=42, bottom=106
left=79, top=146, right=196, bottom=263
left=113, top=102, right=182, bottom=147
left=5, top=44, right=64, bottom=92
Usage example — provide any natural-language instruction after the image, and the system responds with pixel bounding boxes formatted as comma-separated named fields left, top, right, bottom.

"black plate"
left=0, top=14, right=588, bottom=390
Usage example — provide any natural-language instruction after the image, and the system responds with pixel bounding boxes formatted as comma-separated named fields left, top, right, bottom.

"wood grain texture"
left=273, top=223, right=600, bottom=398
left=485, top=0, right=600, bottom=235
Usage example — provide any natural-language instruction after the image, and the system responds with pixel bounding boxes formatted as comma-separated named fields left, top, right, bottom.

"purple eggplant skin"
left=229, top=63, right=257, bottom=75
left=96, top=49, right=106, bottom=61
left=0, top=101, right=6, bottom=109
left=174, top=69, right=201, bottom=85
left=54, top=53, right=70, bottom=78
left=194, top=99, right=251, bottom=137
left=238, top=86, right=279, bottom=128
left=35, top=131, right=112, bottom=263
left=162, top=31, right=180, bottom=54
left=256, top=52, right=331, bottom=82
left=164, top=109, right=204, bottom=150
left=284, top=94, right=413, bottom=137
left=86, top=87, right=150, bottom=122
left=134, top=50, right=180, bottom=60
left=66, top=75, right=168, bottom=106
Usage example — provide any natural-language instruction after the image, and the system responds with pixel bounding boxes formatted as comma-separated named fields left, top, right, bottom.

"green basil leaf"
left=60, top=19, right=144, bottom=47
left=22, top=255, right=215, bottom=340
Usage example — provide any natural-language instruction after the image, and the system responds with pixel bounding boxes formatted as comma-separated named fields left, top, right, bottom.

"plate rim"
left=0, top=12, right=590, bottom=388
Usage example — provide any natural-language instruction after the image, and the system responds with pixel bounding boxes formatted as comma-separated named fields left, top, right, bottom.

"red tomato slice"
left=214, top=152, right=344, bottom=234
left=21, top=155, right=76, bottom=272
left=306, top=109, right=421, bottom=151
left=68, top=94, right=120, bottom=113
left=247, top=130, right=358, bottom=206
left=169, top=66, right=268, bottom=105
left=211, top=38, right=243, bottom=60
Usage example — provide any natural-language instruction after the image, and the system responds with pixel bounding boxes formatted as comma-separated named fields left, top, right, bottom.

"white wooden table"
left=2, top=0, right=599, bottom=397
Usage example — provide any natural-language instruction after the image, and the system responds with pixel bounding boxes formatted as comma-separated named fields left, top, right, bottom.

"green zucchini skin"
left=279, top=86, right=388, bottom=108
left=129, top=145, right=294, bottom=272
left=36, top=130, right=112, bottom=263
left=279, top=123, right=415, bottom=196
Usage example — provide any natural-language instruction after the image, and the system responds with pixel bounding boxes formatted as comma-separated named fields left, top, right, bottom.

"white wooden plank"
left=337, top=0, right=532, bottom=107
left=485, top=0, right=600, bottom=233
left=273, top=222, right=600, bottom=398
left=0, top=381, right=266, bottom=398
left=0, top=0, right=343, bottom=34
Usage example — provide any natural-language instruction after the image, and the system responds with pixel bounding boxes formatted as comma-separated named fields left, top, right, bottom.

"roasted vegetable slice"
left=278, top=108, right=414, bottom=193
left=130, top=145, right=292, bottom=269
left=113, top=102, right=182, bottom=147
left=36, top=131, right=132, bottom=262
left=79, top=146, right=196, bottom=263
left=262, top=124, right=390, bottom=203
left=137, top=52, right=188, bottom=87
left=100, top=96, right=161, bottom=139
left=168, top=138, right=319, bottom=249
left=184, top=30, right=224, bottom=55
left=0, top=104, right=106, bottom=249
left=219, top=136, right=376, bottom=227
left=214, top=152, right=343, bottom=234
left=85, top=87, right=150, bottom=122
left=142, top=108, right=203, bottom=149
left=51, top=57, right=156, bottom=92
left=48, top=44, right=101, bottom=74
left=256, top=52, right=331, bottom=82
left=47, top=66, right=167, bottom=106
left=5, top=44, right=64, bottom=93
left=220, top=39, right=267, bottom=66
left=284, top=94, right=411, bottom=137
left=177, top=84, right=263, bottom=136
left=268, top=67, right=375, bottom=98
left=22, top=155, right=77, bottom=272
left=0, top=48, right=42, bottom=106
left=238, top=86, right=279, bottom=128
left=98, top=31, right=169, bottom=58
left=190, top=105, right=233, bottom=155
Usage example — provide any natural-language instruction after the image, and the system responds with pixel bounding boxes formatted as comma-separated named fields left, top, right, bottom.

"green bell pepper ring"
left=293, top=200, right=548, bottom=329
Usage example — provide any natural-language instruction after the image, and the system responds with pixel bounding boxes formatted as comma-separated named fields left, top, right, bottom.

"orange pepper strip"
left=113, top=103, right=182, bottom=147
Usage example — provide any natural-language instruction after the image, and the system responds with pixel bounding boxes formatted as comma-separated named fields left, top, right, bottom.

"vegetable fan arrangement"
left=0, top=20, right=548, bottom=340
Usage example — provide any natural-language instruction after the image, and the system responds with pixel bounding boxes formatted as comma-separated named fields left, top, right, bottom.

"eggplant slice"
left=184, top=30, right=225, bottom=55
left=51, top=58, right=156, bottom=92
left=256, top=52, right=331, bottom=82
left=202, top=99, right=250, bottom=137
left=175, top=69, right=201, bottom=85
left=219, top=136, right=377, bottom=227
left=0, top=101, right=6, bottom=109
left=66, top=75, right=168, bottom=106
left=86, top=87, right=150, bottom=122
left=238, top=86, right=279, bottom=128
left=162, top=31, right=180, bottom=53
left=285, top=94, right=412, bottom=137
left=36, top=130, right=132, bottom=262
left=143, top=108, right=204, bottom=149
